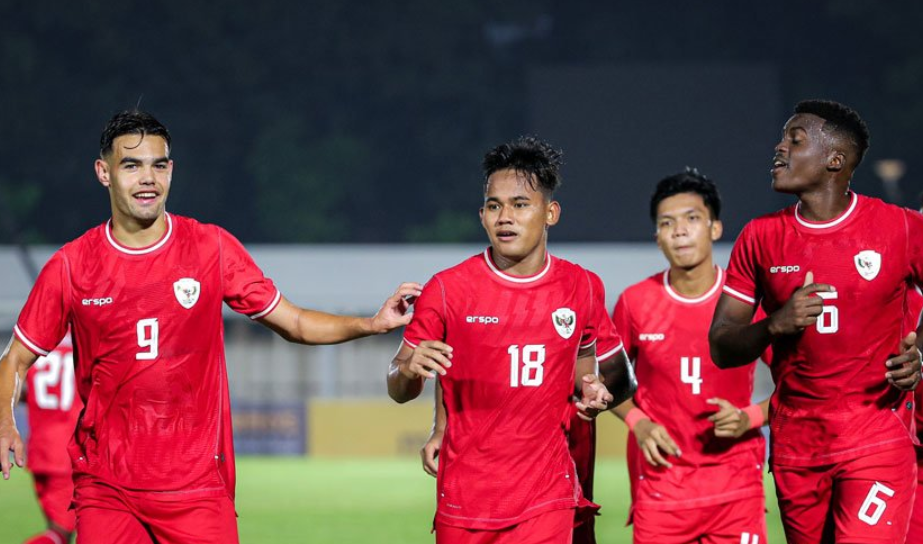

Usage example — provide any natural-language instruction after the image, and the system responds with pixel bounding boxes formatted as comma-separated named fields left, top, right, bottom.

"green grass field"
left=0, top=457, right=785, bottom=542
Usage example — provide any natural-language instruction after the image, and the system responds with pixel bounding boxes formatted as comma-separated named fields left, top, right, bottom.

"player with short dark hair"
left=611, top=168, right=768, bottom=544
left=21, top=335, right=81, bottom=544
left=0, top=109, right=421, bottom=544
left=389, top=136, right=635, bottom=544
left=709, top=100, right=923, bottom=544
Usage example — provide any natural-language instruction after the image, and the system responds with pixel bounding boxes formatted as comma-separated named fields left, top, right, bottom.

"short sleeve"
left=403, top=276, right=447, bottom=347
left=906, top=209, right=923, bottom=290
left=723, top=222, right=761, bottom=305
left=15, top=251, right=72, bottom=356
left=219, top=228, right=281, bottom=319
left=611, top=292, right=636, bottom=361
left=587, top=271, right=623, bottom=360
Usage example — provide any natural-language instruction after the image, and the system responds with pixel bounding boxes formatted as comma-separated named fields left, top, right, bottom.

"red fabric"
left=773, top=443, right=916, bottom=544
left=435, top=507, right=573, bottom=544
left=26, top=338, right=82, bottom=474
left=32, top=472, right=76, bottom=532
left=632, top=495, right=766, bottom=544
left=15, top=214, right=278, bottom=501
left=724, top=194, right=923, bottom=467
left=74, top=478, right=239, bottom=544
left=612, top=267, right=765, bottom=510
left=405, top=250, right=611, bottom=530
left=907, top=463, right=923, bottom=544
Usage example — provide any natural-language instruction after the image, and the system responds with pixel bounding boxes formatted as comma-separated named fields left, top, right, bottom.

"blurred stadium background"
left=2, top=1, right=923, bottom=542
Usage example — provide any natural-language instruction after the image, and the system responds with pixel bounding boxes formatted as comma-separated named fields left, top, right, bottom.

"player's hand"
left=399, top=341, right=453, bottom=379
left=633, top=419, right=681, bottom=468
left=886, top=332, right=922, bottom=391
left=369, top=282, right=424, bottom=334
left=420, top=429, right=444, bottom=477
left=767, top=271, right=834, bottom=336
left=706, top=398, right=750, bottom=438
left=0, top=419, right=25, bottom=480
left=575, top=374, right=614, bottom=421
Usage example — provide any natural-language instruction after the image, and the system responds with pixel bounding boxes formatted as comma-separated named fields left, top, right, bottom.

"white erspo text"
left=82, top=297, right=113, bottom=306
left=466, top=316, right=500, bottom=324
left=769, top=265, right=801, bottom=274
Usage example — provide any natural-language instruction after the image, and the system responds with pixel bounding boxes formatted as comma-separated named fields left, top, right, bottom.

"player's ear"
left=95, top=158, right=111, bottom=188
left=710, top=219, right=723, bottom=242
left=827, top=149, right=846, bottom=173
left=546, top=200, right=560, bottom=227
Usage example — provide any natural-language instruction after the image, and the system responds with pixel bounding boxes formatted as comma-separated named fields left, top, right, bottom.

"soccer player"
left=419, top=273, right=628, bottom=544
left=611, top=169, right=768, bottom=544
left=21, top=335, right=81, bottom=544
left=389, top=136, right=635, bottom=543
left=0, top=109, right=421, bottom=544
left=709, top=99, right=923, bottom=544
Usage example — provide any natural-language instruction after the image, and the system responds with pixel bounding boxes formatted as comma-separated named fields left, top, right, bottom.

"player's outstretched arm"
left=259, top=283, right=422, bottom=345
left=613, top=398, right=682, bottom=468
left=0, top=338, right=38, bottom=480
left=707, top=397, right=770, bottom=438
left=885, top=331, right=922, bottom=391
left=388, top=341, right=453, bottom=403
left=598, top=349, right=636, bottom=407
left=420, top=380, right=446, bottom=477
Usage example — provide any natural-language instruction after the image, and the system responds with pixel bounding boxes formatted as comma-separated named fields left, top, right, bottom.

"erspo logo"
left=770, top=265, right=801, bottom=274
left=82, top=297, right=113, bottom=306
left=639, top=333, right=665, bottom=341
left=466, top=316, right=500, bottom=324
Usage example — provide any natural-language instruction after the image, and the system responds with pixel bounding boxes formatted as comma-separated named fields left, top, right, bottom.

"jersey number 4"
left=509, top=344, right=546, bottom=387
left=33, top=350, right=75, bottom=410
left=681, top=356, right=702, bottom=395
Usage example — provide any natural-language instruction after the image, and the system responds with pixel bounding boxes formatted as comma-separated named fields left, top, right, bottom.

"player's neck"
left=668, top=259, right=717, bottom=298
left=489, top=246, right=548, bottom=277
left=797, top=184, right=852, bottom=222
left=110, top=213, right=168, bottom=249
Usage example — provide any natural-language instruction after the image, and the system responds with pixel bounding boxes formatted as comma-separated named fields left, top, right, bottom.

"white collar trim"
left=483, top=248, right=552, bottom=283
left=795, top=192, right=857, bottom=229
left=106, top=213, right=173, bottom=255
left=663, top=266, right=723, bottom=304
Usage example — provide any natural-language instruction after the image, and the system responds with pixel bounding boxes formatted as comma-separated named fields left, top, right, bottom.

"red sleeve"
left=723, top=222, right=760, bottom=306
left=906, top=209, right=923, bottom=291
left=15, top=251, right=72, bottom=356
left=219, top=229, right=281, bottom=319
left=403, top=276, right=447, bottom=347
left=753, top=305, right=773, bottom=366
left=611, top=292, right=636, bottom=361
left=587, top=271, right=623, bottom=359
left=578, top=271, right=600, bottom=350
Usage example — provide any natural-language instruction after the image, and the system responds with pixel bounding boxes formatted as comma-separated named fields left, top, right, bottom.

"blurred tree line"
left=1, top=0, right=921, bottom=244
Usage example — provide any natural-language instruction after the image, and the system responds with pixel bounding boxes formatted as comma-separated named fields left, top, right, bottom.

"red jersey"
left=613, top=267, right=765, bottom=511
left=906, top=286, right=923, bottom=443
left=404, top=249, right=621, bottom=530
left=14, top=213, right=280, bottom=500
left=25, top=335, right=83, bottom=475
left=724, top=193, right=923, bottom=467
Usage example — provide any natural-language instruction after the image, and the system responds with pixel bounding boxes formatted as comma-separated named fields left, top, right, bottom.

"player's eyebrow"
left=119, top=156, right=169, bottom=165
left=658, top=207, right=699, bottom=220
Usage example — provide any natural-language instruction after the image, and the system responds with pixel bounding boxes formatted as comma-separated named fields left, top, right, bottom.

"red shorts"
left=435, top=508, right=574, bottom=544
left=632, top=495, right=765, bottom=544
left=568, top=414, right=597, bottom=544
left=74, top=480, right=239, bottom=544
left=904, top=459, right=923, bottom=544
left=772, top=444, right=916, bottom=544
left=32, top=472, right=76, bottom=532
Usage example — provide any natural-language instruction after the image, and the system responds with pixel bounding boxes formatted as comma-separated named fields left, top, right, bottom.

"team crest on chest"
left=854, top=250, right=881, bottom=281
left=173, top=278, right=201, bottom=309
left=551, top=308, right=576, bottom=339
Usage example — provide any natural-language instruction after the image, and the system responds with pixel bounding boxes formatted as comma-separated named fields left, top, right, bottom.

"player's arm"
left=707, top=397, right=770, bottom=438
left=387, top=340, right=453, bottom=403
left=574, top=345, right=614, bottom=421
left=0, top=338, right=39, bottom=480
left=885, top=329, right=922, bottom=391
left=710, top=271, right=832, bottom=368
left=598, top=349, right=636, bottom=407
left=259, top=283, right=421, bottom=345
left=612, top=397, right=681, bottom=468
left=420, top=380, right=445, bottom=477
